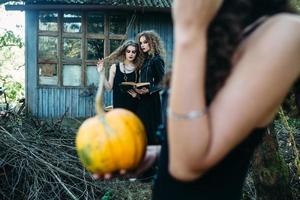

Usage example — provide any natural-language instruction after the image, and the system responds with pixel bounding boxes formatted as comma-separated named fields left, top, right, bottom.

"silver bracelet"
left=167, top=107, right=208, bottom=120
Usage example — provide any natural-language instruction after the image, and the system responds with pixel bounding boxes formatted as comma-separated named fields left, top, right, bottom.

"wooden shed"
left=5, top=0, right=173, bottom=118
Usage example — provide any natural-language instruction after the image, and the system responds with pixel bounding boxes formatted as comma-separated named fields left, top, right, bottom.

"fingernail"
left=104, top=174, right=111, bottom=179
left=92, top=174, right=100, bottom=179
left=120, top=169, right=126, bottom=175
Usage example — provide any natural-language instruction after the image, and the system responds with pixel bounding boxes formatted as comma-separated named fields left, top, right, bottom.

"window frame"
left=37, top=10, right=128, bottom=88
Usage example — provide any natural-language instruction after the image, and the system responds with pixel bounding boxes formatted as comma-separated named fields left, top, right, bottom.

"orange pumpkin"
left=75, top=71, right=147, bottom=174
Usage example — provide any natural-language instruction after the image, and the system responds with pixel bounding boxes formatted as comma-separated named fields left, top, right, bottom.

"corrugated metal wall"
left=36, top=88, right=112, bottom=118
left=128, top=13, right=173, bottom=68
left=139, top=13, right=173, bottom=68
left=26, top=10, right=173, bottom=118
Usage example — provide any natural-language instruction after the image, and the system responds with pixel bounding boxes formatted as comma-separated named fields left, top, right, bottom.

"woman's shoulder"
left=254, top=13, right=300, bottom=37
left=232, top=13, right=300, bottom=72
left=271, top=13, right=300, bottom=22
left=267, top=13, right=300, bottom=30
left=241, top=13, right=300, bottom=53
left=110, top=63, right=118, bottom=73
left=151, top=54, right=164, bottom=64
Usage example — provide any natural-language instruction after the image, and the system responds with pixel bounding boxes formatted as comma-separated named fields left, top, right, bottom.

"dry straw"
left=0, top=111, right=151, bottom=200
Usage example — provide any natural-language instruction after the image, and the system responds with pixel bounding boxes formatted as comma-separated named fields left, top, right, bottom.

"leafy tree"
left=0, top=10, right=24, bottom=106
left=0, top=74, right=24, bottom=103
left=291, top=0, right=300, bottom=11
left=0, top=30, right=23, bottom=48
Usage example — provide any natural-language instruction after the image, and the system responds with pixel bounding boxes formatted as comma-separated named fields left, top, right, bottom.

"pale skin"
left=97, top=45, right=138, bottom=98
left=169, top=0, right=300, bottom=181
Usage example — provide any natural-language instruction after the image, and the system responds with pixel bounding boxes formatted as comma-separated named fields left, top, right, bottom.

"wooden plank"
left=63, top=88, right=67, bottom=116
left=25, top=11, right=39, bottom=115
left=38, top=89, right=42, bottom=117
left=54, top=88, right=59, bottom=117
left=104, top=14, right=109, bottom=57
left=38, top=59, right=58, bottom=64
left=108, top=35, right=127, bottom=40
left=43, top=88, right=48, bottom=117
left=76, top=89, right=80, bottom=116
left=58, top=12, right=63, bottom=86
left=61, top=59, right=82, bottom=64
left=86, top=33, right=105, bottom=39
left=82, top=12, right=86, bottom=87
left=50, top=88, right=55, bottom=118
left=38, top=32, right=59, bottom=37
left=62, top=32, right=83, bottom=38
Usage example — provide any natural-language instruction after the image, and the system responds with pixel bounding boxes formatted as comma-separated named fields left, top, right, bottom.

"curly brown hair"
left=136, top=30, right=166, bottom=59
left=205, top=0, right=295, bottom=103
left=105, top=40, right=144, bottom=69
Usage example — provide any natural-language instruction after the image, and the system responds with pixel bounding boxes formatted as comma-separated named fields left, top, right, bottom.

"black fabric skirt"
left=136, top=92, right=162, bottom=145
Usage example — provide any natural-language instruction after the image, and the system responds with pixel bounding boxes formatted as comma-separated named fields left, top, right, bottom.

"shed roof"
left=2, top=0, right=172, bottom=7
left=26, top=0, right=172, bottom=8
left=3, top=0, right=172, bottom=12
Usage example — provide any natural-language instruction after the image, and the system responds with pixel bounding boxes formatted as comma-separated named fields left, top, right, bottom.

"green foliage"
left=0, top=74, right=24, bottom=103
left=0, top=30, right=23, bottom=48
left=0, top=24, right=24, bottom=106
left=101, top=191, right=112, bottom=200
left=290, top=0, right=300, bottom=11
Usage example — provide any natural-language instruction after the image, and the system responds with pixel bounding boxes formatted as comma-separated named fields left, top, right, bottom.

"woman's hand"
left=96, top=58, right=105, bottom=73
left=127, top=89, right=138, bottom=98
left=92, top=145, right=160, bottom=180
left=131, top=145, right=161, bottom=177
left=172, top=0, right=223, bottom=32
left=134, top=87, right=149, bottom=95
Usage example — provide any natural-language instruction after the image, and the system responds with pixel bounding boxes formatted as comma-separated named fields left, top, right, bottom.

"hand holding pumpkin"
left=130, top=145, right=161, bottom=177
left=91, top=145, right=160, bottom=180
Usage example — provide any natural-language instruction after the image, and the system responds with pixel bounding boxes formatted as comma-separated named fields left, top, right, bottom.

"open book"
left=119, top=82, right=150, bottom=92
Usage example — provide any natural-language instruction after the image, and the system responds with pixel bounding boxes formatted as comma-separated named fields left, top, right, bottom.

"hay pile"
left=0, top=111, right=151, bottom=200
left=1, top=109, right=298, bottom=200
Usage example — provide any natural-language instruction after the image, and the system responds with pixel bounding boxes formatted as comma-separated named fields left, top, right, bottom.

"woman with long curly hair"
left=147, top=0, right=300, bottom=199
left=134, top=30, right=166, bottom=145
left=97, top=40, right=143, bottom=113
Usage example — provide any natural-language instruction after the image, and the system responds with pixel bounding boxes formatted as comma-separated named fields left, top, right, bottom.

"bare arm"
left=105, top=64, right=116, bottom=90
left=97, top=60, right=116, bottom=90
left=169, top=2, right=300, bottom=182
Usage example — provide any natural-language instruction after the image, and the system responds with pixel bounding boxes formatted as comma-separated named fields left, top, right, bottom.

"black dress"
left=112, top=63, right=138, bottom=113
left=136, top=54, right=165, bottom=145
left=152, top=17, right=270, bottom=199
left=152, top=89, right=265, bottom=200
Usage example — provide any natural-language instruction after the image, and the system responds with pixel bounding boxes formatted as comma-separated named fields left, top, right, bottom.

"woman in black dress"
left=149, top=0, right=300, bottom=199
left=97, top=40, right=143, bottom=113
left=135, top=30, right=166, bottom=145
left=95, top=1, right=300, bottom=198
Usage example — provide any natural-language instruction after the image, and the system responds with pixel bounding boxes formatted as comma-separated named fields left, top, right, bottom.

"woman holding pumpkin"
left=134, top=30, right=166, bottom=146
left=93, top=1, right=300, bottom=198
left=151, top=0, right=300, bottom=199
left=97, top=40, right=143, bottom=113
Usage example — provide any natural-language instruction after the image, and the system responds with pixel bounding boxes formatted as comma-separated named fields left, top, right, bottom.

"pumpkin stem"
left=95, top=71, right=105, bottom=116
